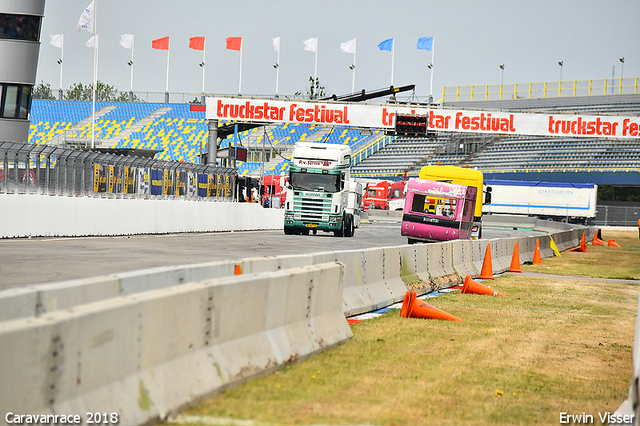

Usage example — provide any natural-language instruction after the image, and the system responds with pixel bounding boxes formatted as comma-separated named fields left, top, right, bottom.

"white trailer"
left=482, top=179, right=597, bottom=224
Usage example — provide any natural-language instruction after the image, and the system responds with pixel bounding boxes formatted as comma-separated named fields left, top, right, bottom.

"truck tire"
left=284, top=227, right=294, bottom=235
left=334, top=215, right=346, bottom=237
left=344, top=215, right=353, bottom=237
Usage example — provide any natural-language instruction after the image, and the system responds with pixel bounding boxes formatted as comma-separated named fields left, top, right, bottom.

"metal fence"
left=0, top=141, right=236, bottom=200
left=443, top=77, right=639, bottom=102
left=595, top=204, right=640, bottom=227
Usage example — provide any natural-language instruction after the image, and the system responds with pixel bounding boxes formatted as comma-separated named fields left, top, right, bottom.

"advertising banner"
left=187, top=172, right=197, bottom=197
left=123, top=167, right=135, bottom=194
left=137, top=168, right=149, bottom=195
left=176, top=171, right=186, bottom=196
left=197, top=174, right=208, bottom=197
left=150, top=169, right=163, bottom=195
left=93, top=164, right=106, bottom=193
left=206, top=96, right=640, bottom=139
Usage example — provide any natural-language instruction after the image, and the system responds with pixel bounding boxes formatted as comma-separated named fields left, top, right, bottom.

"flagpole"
left=238, top=36, right=243, bottom=95
left=314, top=36, right=318, bottom=92
left=390, top=36, right=395, bottom=87
left=429, top=35, right=435, bottom=100
left=165, top=34, right=170, bottom=103
left=130, top=34, right=134, bottom=93
left=351, top=37, right=356, bottom=93
left=201, top=35, right=206, bottom=94
left=91, top=0, right=97, bottom=149
left=59, top=33, right=64, bottom=100
left=275, top=35, right=280, bottom=97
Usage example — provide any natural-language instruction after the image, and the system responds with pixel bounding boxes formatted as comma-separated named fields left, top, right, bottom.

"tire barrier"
left=0, top=263, right=351, bottom=426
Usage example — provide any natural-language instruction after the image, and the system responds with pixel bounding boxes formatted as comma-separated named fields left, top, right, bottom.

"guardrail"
left=443, top=77, right=639, bottom=102
left=0, top=219, right=593, bottom=425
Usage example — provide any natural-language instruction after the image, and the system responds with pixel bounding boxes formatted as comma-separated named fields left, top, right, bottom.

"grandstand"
left=28, top=100, right=381, bottom=178
left=27, top=90, right=640, bottom=185
left=352, top=93, right=640, bottom=184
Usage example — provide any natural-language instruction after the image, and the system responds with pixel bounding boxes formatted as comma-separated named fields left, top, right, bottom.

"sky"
left=35, top=0, right=640, bottom=102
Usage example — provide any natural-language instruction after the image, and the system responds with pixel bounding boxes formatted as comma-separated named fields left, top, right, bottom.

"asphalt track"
left=0, top=221, right=545, bottom=290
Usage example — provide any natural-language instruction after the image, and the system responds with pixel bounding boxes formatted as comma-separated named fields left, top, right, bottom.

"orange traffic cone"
left=400, top=291, right=463, bottom=322
left=478, top=244, right=495, bottom=279
left=591, top=232, right=607, bottom=246
left=532, top=239, right=542, bottom=265
left=608, top=240, right=620, bottom=247
left=462, top=274, right=506, bottom=297
left=508, top=242, right=522, bottom=273
left=570, top=232, right=587, bottom=252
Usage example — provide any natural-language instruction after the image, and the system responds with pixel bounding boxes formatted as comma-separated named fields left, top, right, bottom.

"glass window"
left=18, top=85, right=31, bottom=119
left=290, top=171, right=340, bottom=192
left=0, top=14, right=41, bottom=42
left=3, top=85, right=18, bottom=118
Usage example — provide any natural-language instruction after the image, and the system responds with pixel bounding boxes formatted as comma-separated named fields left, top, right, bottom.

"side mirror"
left=484, top=187, right=492, bottom=205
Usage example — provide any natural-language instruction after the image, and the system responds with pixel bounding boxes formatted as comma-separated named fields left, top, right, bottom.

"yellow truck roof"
left=418, top=165, right=484, bottom=218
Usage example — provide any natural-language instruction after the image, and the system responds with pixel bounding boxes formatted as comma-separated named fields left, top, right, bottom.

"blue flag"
left=417, top=37, right=433, bottom=51
left=378, top=38, right=393, bottom=51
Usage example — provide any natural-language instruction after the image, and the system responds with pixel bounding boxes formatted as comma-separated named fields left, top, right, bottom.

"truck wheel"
left=284, top=227, right=294, bottom=235
left=344, top=215, right=353, bottom=237
left=301, top=229, right=310, bottom=235
left=334, top=218, right=345, bottom=237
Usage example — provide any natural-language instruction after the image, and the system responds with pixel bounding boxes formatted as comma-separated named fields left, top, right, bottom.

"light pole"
left=499, top=64, right=504, bottom=99
left=558, top=61, right=563, bottom=96
left=619, top=57, right=625, bottom=94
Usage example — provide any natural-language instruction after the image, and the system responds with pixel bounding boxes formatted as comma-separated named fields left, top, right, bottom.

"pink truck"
left=401, top=178, right=477, bottom=244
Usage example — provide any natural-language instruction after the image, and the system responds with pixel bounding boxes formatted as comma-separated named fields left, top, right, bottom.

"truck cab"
left=363, top=180, right=390, bottom=210
left=401, top=178, right=477, bottom=244
left=284, top=143, right=363, bottom=237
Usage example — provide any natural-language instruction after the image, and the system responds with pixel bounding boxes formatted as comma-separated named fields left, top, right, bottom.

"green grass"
left=167, top=230, right=639, bottom=426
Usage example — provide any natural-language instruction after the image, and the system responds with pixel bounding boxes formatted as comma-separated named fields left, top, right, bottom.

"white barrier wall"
left=0, top=263, right=350, bottom=425
left=0, top=194, right=284, bottom=238
left=0, top=219, right=594, bottom=425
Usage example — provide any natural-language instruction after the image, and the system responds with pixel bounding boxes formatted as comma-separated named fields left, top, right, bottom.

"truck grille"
left=294, top=194, right=332, bottom=222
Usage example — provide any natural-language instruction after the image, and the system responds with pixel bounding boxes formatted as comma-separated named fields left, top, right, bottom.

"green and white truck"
left=284, top=142, right=363, bottom=237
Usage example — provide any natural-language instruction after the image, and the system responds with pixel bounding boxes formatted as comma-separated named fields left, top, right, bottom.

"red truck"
left=362, top=180, right=390, bottom=210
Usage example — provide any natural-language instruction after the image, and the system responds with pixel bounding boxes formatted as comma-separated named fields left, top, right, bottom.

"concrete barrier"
left=450, top=240, right=477, bottom=280
left=0, top=194, right=284, bottom=238
left=314, top=247, right=408, bottom=317
left=0, top=263, right=350, bottom=425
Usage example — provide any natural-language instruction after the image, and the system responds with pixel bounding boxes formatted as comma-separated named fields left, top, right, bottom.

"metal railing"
left=595, top=204, right=640, bottom=227
left=352, top=135, right=393, bottom=166
left=443, top=77, right=639, bottom=102
left=0, top=141, right=235, bottom=200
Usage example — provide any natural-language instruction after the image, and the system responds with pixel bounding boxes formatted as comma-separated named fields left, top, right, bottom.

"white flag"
left=85, top=35, right=95, bottom=48
left=119, top=33, right=134, bottom=49
left=49, top=33, right=64, bottom=49
left=340, top=38, right=356, bottom=54
left=77, top=1, right=94, bottom=33
left=272, top=36, right=280, bottom=52
left=303, top=37, right=317, bottom=52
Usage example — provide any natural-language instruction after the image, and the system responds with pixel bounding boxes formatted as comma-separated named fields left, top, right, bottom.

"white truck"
left=482, top=179, right=597, bottom=224
left=284, top=142, right=363, bottom=237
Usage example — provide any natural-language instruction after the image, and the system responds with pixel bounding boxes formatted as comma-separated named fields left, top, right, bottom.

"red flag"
left=189, top=36, right=205, bottom=51
left=152, top=36, right=170, bottom=50
left=226, top=37, right=242, bottom=51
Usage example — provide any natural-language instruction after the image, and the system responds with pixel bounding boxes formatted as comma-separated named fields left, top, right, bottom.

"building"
left=0, top=0, right=45, bottom=142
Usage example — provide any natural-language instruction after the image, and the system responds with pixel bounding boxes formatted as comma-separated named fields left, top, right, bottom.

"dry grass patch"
left=171, top=272, right=638, bottom=426
left=524, top=229, right=640, bottom=280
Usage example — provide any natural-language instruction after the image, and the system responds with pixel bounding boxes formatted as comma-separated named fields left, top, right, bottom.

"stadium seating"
left=28, top=97, right=640, bottom=182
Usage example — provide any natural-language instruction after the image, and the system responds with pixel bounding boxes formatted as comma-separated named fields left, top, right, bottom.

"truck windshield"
left=290, top=172, right=340, bottom=192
